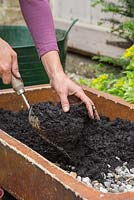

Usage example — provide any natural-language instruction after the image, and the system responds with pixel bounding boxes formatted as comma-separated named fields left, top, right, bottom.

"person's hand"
left=41, top=51, right=100, bottom=119
left=50, top=72, right=100, bottom=119
left=0, top=38, right=21, bottom=84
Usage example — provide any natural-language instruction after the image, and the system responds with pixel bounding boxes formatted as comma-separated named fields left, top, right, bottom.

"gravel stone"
left=104, top=181, right=111, bottom=188
left=118, top=185, right=126, bottom=192
left=82, top=177, right=91, bottom=184
left=126, top=184, right=132, bottom=190
left=77, top=176, right=82, bottom=182
left=128, top=179, right=134, bottom=186
left=70, top=172, right=77, bottom=178
left=130, top=168, right=134, bottom=174
left=99, top=187, right=108, bottom=193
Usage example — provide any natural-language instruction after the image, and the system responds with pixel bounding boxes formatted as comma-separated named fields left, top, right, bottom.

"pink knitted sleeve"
left=19, top=0, right=58, bottom=57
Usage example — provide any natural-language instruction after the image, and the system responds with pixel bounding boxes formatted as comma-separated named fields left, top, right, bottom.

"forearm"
left=19, top=0, right=58, bottom=57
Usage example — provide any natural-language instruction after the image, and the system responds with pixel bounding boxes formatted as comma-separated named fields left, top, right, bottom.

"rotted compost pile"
left=0, top=102, right=134, bottom=193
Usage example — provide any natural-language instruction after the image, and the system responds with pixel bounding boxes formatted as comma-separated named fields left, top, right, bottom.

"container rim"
left=0, top=25, right=67, bottom=49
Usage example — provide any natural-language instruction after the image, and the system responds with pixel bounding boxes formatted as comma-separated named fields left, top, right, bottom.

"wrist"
left=50, top=70, right=66, bottom=82
left=41, top=50, right=64, bottom=80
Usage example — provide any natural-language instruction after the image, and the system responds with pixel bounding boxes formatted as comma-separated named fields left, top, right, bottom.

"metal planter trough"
left=0, top=84, right=133, bottom=200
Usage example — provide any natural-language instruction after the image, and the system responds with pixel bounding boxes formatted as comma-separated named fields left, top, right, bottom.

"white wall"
left=50, top=0, right=126, bottom=58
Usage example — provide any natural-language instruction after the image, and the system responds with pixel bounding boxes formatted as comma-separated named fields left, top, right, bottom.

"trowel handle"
left=11, top=74, right=25, bottom=95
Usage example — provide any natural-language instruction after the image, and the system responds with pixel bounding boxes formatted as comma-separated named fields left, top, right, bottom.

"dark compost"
left=0, top=102, right=133, bottom=183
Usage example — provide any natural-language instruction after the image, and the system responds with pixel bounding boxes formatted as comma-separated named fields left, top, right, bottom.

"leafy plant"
left=79, top=45, right=134, bottom=103
left=92, top=55, right=128, bottom=68
left=123, top=44, right=134, bottom=70
left=91, top=0, right=134, bottom=43
left=91, top=0, right=134, bottom=18
left=113, top=20, right=134, bottom=43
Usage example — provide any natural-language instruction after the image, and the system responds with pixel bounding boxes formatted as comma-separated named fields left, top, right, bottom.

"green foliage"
left=91, top=0, right=134, bottom=43
left=79, top=45, right=134, bottom=103
left=91, top=0, right=134, bottom=17
left=126, top=57, right=134, bottom=70
left=108, top=77, right=125, bottom=97
left=122, top=71, right=134, bottom=102
left=79, top=78, right=91, bottom=87
left=113, top=21, right=134, bottom=43
left=92, top=55, right=128, bottom=68
left=91, top=0, right=104, bottom=7
left=90, top=73, right=116, bottom=92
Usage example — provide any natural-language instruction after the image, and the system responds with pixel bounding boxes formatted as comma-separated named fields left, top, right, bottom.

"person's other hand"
left=0, top=38, right=21, bottom=84
left=50, top=72, right=100, bottom=119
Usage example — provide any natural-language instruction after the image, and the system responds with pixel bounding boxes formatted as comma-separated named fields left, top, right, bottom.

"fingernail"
left=88, top=112, right=94, bottom=119
left=16, top=72, right=21, bottom=78
left=63, top=106, right=69, bottom=112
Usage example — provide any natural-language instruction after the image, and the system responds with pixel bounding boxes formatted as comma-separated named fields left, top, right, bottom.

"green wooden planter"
left=0, top=20, right=78, bottom=89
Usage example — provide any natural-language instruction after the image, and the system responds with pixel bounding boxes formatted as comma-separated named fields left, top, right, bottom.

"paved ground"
left=66, top=52, right=121, bottom=82
left=66, top=52, right=97, bottom=78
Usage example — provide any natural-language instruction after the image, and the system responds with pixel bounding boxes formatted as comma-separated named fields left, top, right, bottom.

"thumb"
left=60, top=94, right=70, bottom=112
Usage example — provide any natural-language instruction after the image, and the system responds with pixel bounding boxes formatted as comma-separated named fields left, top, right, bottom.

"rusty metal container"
left=0, top=188, right=4, bottom=200
left=0, top=84, right=133, bottom=200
